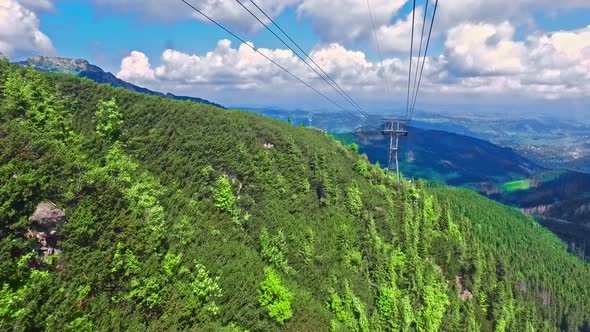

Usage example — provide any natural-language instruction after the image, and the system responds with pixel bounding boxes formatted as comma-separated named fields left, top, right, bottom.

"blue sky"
left=2, top=0, right=590, bottom=115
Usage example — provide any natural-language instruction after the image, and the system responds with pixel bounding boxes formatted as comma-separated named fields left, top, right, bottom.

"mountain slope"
left=16, top=56, right=225, bottom=109
left=1, top=61, right=589, bottom=331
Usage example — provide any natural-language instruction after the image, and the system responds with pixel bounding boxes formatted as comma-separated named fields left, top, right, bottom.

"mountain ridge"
left=16, top=55, right=225, bottom=109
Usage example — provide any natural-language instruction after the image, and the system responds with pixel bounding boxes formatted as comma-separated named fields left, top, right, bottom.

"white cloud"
left=444, top=22, right=526, bottom=76
left=155, top=39, right=309, bottom=87
left=17, top=0, right=53, bottom=11
left=439, top=23, right=590, bottom=99
left=117, top=51, right=155, bottom=83
left=117, top=39, right=415, bottom=107
left=117, top=21, right=590, bottom=110
left=522, top=26, right=590, bottom=98
left=0, top=0, right=55, bottom=58
left=437, top=0, right=590, bottom=32
left=541, top=26, right=590, bottom=62
left=376, top=8, right=424, bottom=53
left=94, top=0, right=298, bottom=33
left=297, top=0, right=407, bottom=43
left=91, top=0, right=590, bottom=65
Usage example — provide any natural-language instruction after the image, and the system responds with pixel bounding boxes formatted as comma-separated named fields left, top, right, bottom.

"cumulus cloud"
left=17, top=0, right=54, bottom=11
left=445, top=22, right=526, bottom=76
left=116, top=39, right=416, bottom=107
left=121, top=40, right=358, bottom=87
left=522, top=26, right=590, bottom=99
left=117, top=51, right=155, bottom=83
left=94, top=0, right=298, bottom=33
left=376, top=8, right=424, bottom=53
left=297, top=0, right=407, bottom=43
left=437, top=0, right=590, bottom=32
left=541, top=27, right=590, bottom=62
left=0, top=0, right=55, bottom=58
left=440, top=23, right=590, bottom=99
left=91, top=0, right=590, bottom=63
left=117, top=22, right=590, bottom=109
left=294, top=0, right=590, bottom=58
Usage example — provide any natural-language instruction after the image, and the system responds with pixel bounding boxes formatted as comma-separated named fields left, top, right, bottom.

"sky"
left=0, top=0, right=589, bottom=116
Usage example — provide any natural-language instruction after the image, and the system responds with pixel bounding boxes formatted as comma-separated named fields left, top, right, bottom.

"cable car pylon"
left=381, top=118, right=408, bottom=182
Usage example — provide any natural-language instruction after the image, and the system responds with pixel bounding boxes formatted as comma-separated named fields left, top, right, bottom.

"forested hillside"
left=1, top=60, right=589, bottom=331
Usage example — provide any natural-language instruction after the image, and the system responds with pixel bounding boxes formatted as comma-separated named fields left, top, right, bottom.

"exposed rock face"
left=456, top=275, right=474, bottom=301
left=26, top=201, right=66, bottom=258
left=19, top=56, right=102, bottom=75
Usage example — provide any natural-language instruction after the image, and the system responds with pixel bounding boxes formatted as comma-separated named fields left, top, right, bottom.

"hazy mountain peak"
left=19, top=56, right=103, bottom=75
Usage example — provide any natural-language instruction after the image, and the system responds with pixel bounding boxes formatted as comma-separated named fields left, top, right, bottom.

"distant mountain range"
left=249, top=107, right=590, bottom=173
left=340, top=126, right=543, bottom=188
left=16, top=56, right=224, bottom=109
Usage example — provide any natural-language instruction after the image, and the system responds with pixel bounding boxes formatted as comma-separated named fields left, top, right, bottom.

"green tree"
left=346, top=182, right=362, bottom=216
left=355, top=160, right=369, bottom=177
left=258, top=267, right=293, bottom=324
left=191, top=264, right=222, bottom=316
left=260, top=228, right=289, bottom=272
left=0, top=69, right=29, bottom=120
left=95, top=98, right=123, bottom=141
left=214, top=176, right=235, bottom=214
left=418, top=273, right=450, bottom=332
left=163, top=253, right=183, bottom=276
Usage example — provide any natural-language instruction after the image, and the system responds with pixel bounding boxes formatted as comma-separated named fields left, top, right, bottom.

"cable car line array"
left=178, top=0, right=375, bottom=129
left=247, top=0, right=370, bottom=119
left=234, top=0, right=370, bottom=119
left=384, top=0, right=439, bottom=180
left=409, top=0, right=439, bottom=122
left=409, top=0, right=429, bottom=120
left=405, top=0, right=417, bottom=122
left=179, top=0, right=441, bottom=181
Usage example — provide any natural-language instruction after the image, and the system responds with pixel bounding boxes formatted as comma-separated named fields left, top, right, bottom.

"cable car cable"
left=179, top=0, right=377, bottom=129
left=409, top=0, right=429, bottom=119
left=405, top=0, right=417, bottom=121
left=248, top=0, right=370, bottom=119
left=236, top=0, right=371, bottom=119
left=409, top=0, right=438, bottom=121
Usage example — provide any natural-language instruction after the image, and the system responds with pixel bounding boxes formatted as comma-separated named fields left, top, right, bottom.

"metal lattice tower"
left=381, top=119, right=408, bottom=182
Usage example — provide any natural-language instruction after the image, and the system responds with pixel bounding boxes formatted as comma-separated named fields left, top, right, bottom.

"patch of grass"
left=501, top=179, right=531, bottom=193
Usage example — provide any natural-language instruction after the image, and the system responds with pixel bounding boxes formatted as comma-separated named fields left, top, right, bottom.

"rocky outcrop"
left=456, top=275, right=473, bottom=301
left=18, top=56, right=102, bottom=75
left=25, top=201, right=66, bottom=259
